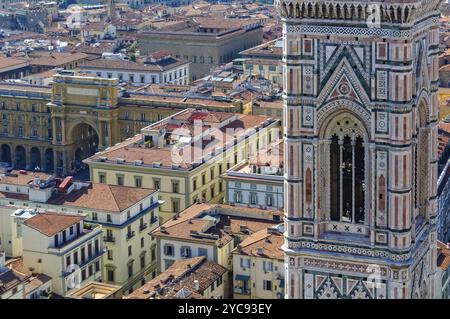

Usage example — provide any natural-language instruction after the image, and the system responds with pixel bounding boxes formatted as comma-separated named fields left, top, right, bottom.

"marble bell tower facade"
left=275, top=0, right=444, bottom=299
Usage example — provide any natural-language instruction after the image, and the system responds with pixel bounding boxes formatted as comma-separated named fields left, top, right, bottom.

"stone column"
left=367, top=142, right=376, bottom=246
left=53, top=149, right=59, bottom=176
left=52, top=116, right=57, bottom=145
left=40, top=147, right=47, bottom=172
left=339, top=136, right=344, bottom=222
left=98, top=121, right=104, bottom=149
left=107, top=122, right=112, bottom=147
left=11, top=144, right=16, bottom=168
left=351, top=138, right=356, bottom=223
left=313, top=138, right=319, bottom=240
left=323, top=139, right=331, bottom=221
left=24, top=145, right=31, bottom=171
left=62, top=151, right=68, bottom=176
left=61, top=118, right=66, bottom=145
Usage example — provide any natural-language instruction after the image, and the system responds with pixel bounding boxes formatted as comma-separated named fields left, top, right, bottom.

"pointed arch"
left=317, top=56, right=371, bottom=108
left=414, top=98, right=431, bottom=218
left=317, top=100, right=371, bottom=140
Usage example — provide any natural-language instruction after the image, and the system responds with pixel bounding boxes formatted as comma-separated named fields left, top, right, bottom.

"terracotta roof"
left=0, top=171, right=52, bottom=186
left=73, top=43, right=116, bottom=56
left=440, top=121, right=450, bottom=135
left=0, top=56, right=28, bottom=70
left=149, top=50, right=173, bottom=60
left=87, top=111, right=275, bottom=170
left=171, top=109, right=234, bottom=123
left=150, top=20, right=192, bottom=32
left=0, top=268, right=27, bottom=295
left=29, top=52, right=89, bottom=67
left=5, top=257, right=25, bottom=274
left=253, top=99, right=283, bottom=110
left=233, top=227, right=284, bottom=260
left=0, top=191, right=31, bottom=201
left=151, top=203, right=282, bottom=247
left=126, top=256, right=227, bottom=299
left=24, top=69, right=57, bottom=79
left=48, top=183, right=156, bottom=213
left=24, top=274, right=51, bottom=295
left=23, top=212, right=85, bottom=237
left=83, top=22, right=109, bottom=32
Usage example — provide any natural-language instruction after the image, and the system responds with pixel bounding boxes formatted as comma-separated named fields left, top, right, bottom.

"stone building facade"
left=276, top=0, right=443, bottom=298
left=0, top=75, right=243, bottom=176
left=138, top=23, right=263, bottom=81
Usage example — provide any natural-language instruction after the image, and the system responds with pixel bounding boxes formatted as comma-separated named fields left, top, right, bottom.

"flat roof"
left=151, top=203, right=282, bottom=247
left=47, top=183, right=156, bottom=213
left=24, top=212, right=85, bottom=237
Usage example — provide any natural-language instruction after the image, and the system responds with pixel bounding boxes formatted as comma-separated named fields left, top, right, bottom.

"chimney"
left=33, top=176, right=41, bottom=186
left=58, top=176, right=73, bottom=193
left=193, top=279, right=199, bottom=291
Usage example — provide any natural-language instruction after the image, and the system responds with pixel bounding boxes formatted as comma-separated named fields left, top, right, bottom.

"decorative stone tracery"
left=280, top=0, right=441, bottom=299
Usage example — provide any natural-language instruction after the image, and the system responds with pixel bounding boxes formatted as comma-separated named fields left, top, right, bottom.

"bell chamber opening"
left=329, top=134, right=365, bottom=224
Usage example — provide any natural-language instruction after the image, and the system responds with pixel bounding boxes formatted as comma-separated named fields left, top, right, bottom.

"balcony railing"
left=150, top=216, right=158, bottom=224
left=52, top=226, right=100, bottom=250
left=322, top=221, right=369, bottom=236
left=62, top=251, right=103, bottom=277
left=126, top=231, right=135, bottom=240
left=139, top=223, right=148, bottom=231
left=103, top=236, right=115, bottom=243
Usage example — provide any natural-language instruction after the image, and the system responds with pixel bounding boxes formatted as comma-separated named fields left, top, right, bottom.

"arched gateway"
left=46, top=75, right=121, bottom=176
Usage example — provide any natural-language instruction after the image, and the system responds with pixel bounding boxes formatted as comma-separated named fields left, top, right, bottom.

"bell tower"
left=106, top=0, right=116, bottom=22
left=275, top=0, right=444, bottom=298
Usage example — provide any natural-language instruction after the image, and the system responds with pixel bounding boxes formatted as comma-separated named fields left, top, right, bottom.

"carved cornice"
left=275, top=0, right=445, bottom=24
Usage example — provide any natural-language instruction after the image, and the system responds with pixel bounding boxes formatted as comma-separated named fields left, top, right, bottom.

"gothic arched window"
left=329, top=134, right=365, bottom=223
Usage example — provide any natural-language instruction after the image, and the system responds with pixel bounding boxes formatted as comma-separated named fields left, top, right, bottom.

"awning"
left=235, top=274, right=250, bottom=281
